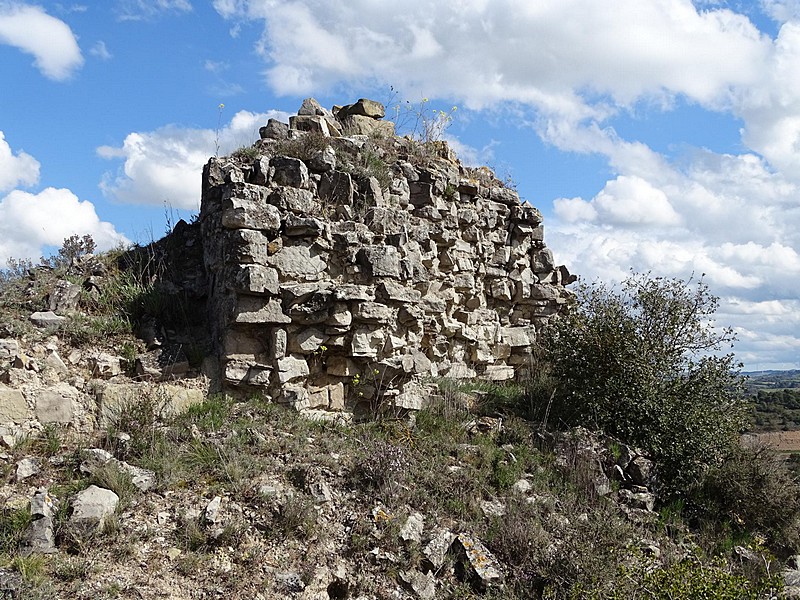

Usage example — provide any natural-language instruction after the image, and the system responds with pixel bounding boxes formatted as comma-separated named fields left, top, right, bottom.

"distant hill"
left=743, top=369, right=800, bottom=392
left=745, top=370, right=800, bottom=431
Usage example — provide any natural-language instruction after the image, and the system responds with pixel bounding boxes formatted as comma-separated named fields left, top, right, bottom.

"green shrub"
left=617, top=554, right=782, bottom=600
left=691, top=445, right=800, bottom=552
left=541, top=273, right=748, bottom=496
left=273, top=130, right=329, bottom=161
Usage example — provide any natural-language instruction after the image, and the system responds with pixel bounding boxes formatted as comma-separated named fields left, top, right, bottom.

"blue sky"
left=1, top=0, right=800, bottom=371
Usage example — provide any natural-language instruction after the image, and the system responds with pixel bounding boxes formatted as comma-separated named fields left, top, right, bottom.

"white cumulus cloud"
left=98, top=109, right=289, bottom=209
left=0, top=131, right=39, bottom=193
left=0, top=187, right=128, bottom=265
left=557, top=175, right=681, bottom=227
left=0, top=2, right=83, bottom=80
left=213, top=0, right=769, bottom=112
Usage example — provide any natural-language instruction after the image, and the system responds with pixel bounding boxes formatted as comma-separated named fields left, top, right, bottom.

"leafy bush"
left=541, top=273, right=748, bottom=495
left=691, top=445, right=800, bottom=552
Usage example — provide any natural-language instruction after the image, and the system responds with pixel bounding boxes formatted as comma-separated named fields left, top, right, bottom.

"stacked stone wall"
left=200, top=98, right=575, bottom=415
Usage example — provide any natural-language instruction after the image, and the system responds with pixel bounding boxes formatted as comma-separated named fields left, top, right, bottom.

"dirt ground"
left=745, top=430, right=800, bottom=452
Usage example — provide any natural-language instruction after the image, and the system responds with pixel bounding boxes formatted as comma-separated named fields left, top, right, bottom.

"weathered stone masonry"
left=200, top=98, right=575, bottom=415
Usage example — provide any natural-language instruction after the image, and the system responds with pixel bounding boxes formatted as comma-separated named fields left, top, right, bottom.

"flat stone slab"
left=70, top=485, right=119, bottom=535
left=0, top=385, right=27, bottom=423
left=35, top=386, right=75, bottom=424
left=29, top=311, right=67, bottom=328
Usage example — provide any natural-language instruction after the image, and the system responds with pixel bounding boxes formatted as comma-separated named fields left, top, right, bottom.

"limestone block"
left=277, top=355, right=310, bottom=384
left=334, top=284, right=375, bottom=302
left=289, top=114, right=333, bottom=136
left=246, top=366, right=272, bottom=386
left=306, top=387, right=328, bottom=409
left=267, top=187, right=320, bottom=214
left=490, top=186, right=519, bottom=206
left=377, top=280, right=421, bottom=304
left=0, top=385, right=27, bottom=423
left=455, top=254, right=475, bottom=272
left=271, top=328, right=288, bottom=360
left=267, top=245, right=327, bottom=277
left=389, top=176, right=410, bottom=204
left=338, top=114, right=394, bottom=136
left=453, top=273, right=475, bottom=291
left=308, top=146, right=337, bottom=173
left=490, top=280, right=512, bottom=301
left=353, top=301, right=393, bottom=324
left=88, top=353, right=122, bottom=379
left=411, top=350, right=433, bottom=375
left=221, top=195, right=281, bottom=231
left=328, top=382, right=346, bottom=410
left=456, top=533, right=504, bottom=589
left=385, top=335, right=406, bottom=352
left=288, top=327, right=328, bottom=354
left=511, top=204, right=543, bottom=225
left=43, top=350, right=68, bottom=375
left=298, top=97, right=330, bottom=116
left=357, top=246, right=401, bottom=278
left=49, top=279, right=80, bottom=313
left=458, top=207, right=478, bottom=225
left=229, top=229, right=271, bottom=264
left=20, top=515, right=56, bottom=556
left=224, top=359, right=251, bottom=384
left=0, top=339, right=19, bottom=360
left=281, top=384, right=310, bottom=410
left=351, top=329, right=387, bottom=358
left=471, top=343, right=495, bottom=364
left=319, top=171, right=354, bottom=206
left=259, top=119, right=289, bottom=141
left=395, top=383, right=428, bottom=410
left=223, top=330, right=265, bottom=357
left=363, top=176, right=385, bottom=204
left=532, top=248, right=555, bottom=273
left=501, top=327, right=533, bottom=348
left=409, top=182, right=435, bottom=207
left=422, top=295, right=447, bottom=314
left=445, top=363, right=477, bottom=379
left=233, top=297, right=292, bottom=324
left=230, top=264, right=279, bottom=295
left=482, top=365, right=515, bottom=381
left=69, top=485, right=119, bottom=536
left=398, top=304, right=424, bottom=327
left=29, top=311, right=66, bottom=329
left=461, top=226, right=482, bottom=243
left=326, top=356, right=358, bottom=377
left=322, top=303, right=351, bottom=328
left=530, top=284, right=560, bottom=301
left=283, top=284, right=334, bottom=324
left=340, top=98, right=385, bottom=119
left=284, top=214, right=325, bottom=237
left=270, top=156, right=309, bottom=189
left=35, top=385, right=75, bottom=424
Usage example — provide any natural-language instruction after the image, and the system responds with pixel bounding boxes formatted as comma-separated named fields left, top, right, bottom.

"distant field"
left=744, top=431, right=800, bottom=452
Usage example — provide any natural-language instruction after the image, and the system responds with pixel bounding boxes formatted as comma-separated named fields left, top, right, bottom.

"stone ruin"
left=200, top=98, right=575, bottom=416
